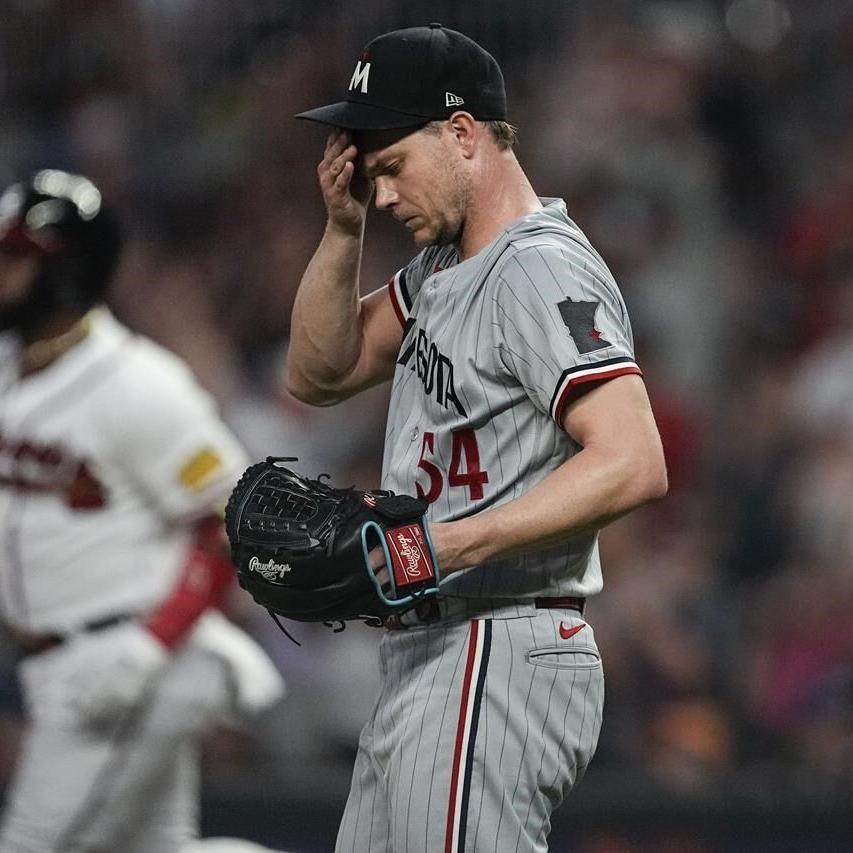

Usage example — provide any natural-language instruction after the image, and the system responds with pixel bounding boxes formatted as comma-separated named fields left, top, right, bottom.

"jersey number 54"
left=416, top=428, right=489, bottom=504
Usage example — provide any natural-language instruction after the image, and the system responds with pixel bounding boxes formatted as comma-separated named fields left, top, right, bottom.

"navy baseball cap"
left=295, top=23, right=507, bottom=130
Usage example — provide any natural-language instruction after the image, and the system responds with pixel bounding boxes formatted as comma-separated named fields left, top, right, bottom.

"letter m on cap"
left=349, top=60, right=371, bottom=94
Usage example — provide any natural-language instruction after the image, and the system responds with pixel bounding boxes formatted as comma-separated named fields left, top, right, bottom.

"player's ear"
left=446, top=112, right=478, bottom=159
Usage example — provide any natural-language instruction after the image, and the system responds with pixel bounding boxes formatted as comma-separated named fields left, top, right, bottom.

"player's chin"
left=410, top=225, right=436, bottom=248
left=412, top=222, right=455, bottom=249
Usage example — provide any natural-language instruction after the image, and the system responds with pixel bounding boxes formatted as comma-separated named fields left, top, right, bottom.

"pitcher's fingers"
left=329, top=143, right=358, bottom=173
left=335, top=161, right=355, bottom=190
left=322, top=144, right=357, bottom=187
left=324, top=129, right=351, bottom=160
left=319, top=138, right=345, bottom=179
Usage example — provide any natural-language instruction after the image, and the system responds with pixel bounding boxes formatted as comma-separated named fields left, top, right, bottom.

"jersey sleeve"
left=492, top=242, right=642, bottom=427
left=387, top=246, right=453, bottom=328
left=106, top=344, right=248, bottom=521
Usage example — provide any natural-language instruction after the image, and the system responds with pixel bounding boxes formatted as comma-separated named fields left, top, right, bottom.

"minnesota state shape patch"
left=557, top=298, right=611, bottom=354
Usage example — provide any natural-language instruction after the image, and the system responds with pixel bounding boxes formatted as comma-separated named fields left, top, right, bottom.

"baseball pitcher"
left=229, top=24, right=667, bottom=853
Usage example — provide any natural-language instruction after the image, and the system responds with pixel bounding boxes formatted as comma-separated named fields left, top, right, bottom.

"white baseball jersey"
left=384, top=198, right=641, bottom=599
left=0, top=308, right=248, bottom=634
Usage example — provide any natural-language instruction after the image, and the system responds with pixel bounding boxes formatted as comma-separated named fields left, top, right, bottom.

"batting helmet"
left=0, top=169, right=121, bottom=332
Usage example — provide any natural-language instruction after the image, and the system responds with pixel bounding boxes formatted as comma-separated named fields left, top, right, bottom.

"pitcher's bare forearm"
left=287, top=224, right=365, bottom=398
left=287, top=230, right=401, bottom=403
left=287, top=130, right=401, bottom=405
left=287, top=130, right=368, bottom=401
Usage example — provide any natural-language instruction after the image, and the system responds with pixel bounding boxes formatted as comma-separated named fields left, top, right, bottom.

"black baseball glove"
left=224, top=457, right=443, bottom=627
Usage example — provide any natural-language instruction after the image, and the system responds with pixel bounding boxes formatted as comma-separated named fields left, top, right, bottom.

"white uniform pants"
left=0, top=616, right=277, bottom=853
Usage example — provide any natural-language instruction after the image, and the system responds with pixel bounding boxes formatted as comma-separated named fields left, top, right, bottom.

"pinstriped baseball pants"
left=335, top=601, right=604, bottom=853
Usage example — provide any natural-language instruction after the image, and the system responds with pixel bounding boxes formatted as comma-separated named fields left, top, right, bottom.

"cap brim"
left=295, top=100, right=429, bottom=130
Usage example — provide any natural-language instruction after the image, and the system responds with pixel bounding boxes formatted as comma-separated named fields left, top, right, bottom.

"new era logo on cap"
left=295, top=23, right=507, bottom=130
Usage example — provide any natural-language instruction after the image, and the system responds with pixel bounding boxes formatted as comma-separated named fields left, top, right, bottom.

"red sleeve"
left=143, top=516, right=236, bottom=649
left=387, top=268, right=411, bottom=329
left=551, top=358, right=643, bottom=426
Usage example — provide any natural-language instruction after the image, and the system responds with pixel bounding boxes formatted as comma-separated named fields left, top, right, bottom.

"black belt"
left=10, top=614, right=131, bottom=655
left=534, top=596, right=586, bottom=614
left=384, top=595, right=585, bottom=630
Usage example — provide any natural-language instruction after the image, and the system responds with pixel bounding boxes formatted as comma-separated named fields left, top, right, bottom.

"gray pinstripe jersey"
left=383, top=199, right=641, bottom=599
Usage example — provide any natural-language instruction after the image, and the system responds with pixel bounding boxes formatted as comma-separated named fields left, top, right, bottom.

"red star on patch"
left=589, top=328, right=603, bottom=342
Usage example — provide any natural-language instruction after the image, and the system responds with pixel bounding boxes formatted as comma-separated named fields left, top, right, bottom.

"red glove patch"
left=384, top=523, right=436, bottom=590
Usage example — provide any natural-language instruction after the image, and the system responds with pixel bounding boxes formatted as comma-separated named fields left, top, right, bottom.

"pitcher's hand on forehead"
left=318, top=129, right=373, bottom=236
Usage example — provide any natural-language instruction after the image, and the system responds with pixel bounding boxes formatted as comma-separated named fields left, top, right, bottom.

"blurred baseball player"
left=289, top=24, right=668, bottom=852
left=0, top=170, right=286, bottom=853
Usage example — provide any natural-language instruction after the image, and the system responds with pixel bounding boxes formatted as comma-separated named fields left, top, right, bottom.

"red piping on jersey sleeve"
left=388, top=278, right=406, bottom=329
left=553, top=365, right=643, bottom=428
left=143, top=516, right=235, bottom=649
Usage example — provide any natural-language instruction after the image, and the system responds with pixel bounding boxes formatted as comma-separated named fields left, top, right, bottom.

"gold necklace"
left=20, top=312, right=93, bottom=375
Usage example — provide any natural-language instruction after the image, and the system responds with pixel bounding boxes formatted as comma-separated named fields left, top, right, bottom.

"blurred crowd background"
left=2, top=0, right=853, bottom=849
